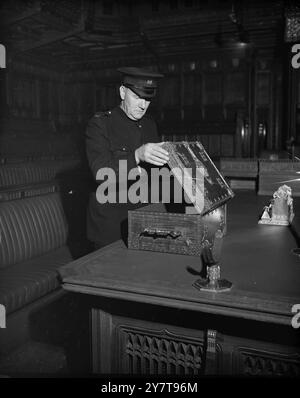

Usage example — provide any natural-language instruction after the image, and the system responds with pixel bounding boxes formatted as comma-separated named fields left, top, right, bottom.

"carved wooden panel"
left=10, top=74, right=38, bottom=118
left=204, top=105, right=224, bottom=122
left=96, top=84, right=118, bottom=111
left=203, top=73, right=222, bottom=105
left=91, top=307, right=207, bottom=375
left=183, top=106, right=203, bottom=123
left=49, top=81, right=60, bottom=119
left=79, top=82, right=94, bottom=120
left=183, top=74, right=202, bottom=106
left=256, top=71, right=271, bottom=106
left=159, top=76, right=180, bottom=107
left=163, top=107, right=181, bottom=123
left=224, top=72, right=246, bottom=104
left=236, top=348, right=300, bottom=376
left=118, top=326, right=205, bottom=375
left=39, top=79, right=50, bottom=119
left=220, top=135, right=235, bottom=157
left=209, top=134, right=221, bottom=156
left=220, top=331, right=300, bottom=376
left=89, top=301, right=300, bottom=376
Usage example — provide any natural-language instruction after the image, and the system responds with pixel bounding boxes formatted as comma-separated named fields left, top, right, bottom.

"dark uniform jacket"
left=85, top=105, right=159, bottom=247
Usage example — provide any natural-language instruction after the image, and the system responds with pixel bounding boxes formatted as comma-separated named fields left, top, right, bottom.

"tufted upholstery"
left=0, top=193, right=68, bottom=268
left=0, top=164, right=55, bottom=187
left=0, top=246, right=72, bottom=314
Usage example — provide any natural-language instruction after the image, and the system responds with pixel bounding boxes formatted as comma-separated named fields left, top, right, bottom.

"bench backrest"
left=0, top=193, right=68, bottom=268
left=0, top=160, right=80, bottom=188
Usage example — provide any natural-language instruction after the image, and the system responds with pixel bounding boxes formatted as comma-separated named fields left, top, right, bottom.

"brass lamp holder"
left=193, top=230, right=232, bottom=292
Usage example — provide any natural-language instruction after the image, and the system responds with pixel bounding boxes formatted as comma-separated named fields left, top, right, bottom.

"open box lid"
left=162, top=141, right=234, bottom=215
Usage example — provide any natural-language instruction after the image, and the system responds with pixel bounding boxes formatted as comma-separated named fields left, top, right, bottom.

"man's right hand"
left=135, top=142, right=169, bottom=166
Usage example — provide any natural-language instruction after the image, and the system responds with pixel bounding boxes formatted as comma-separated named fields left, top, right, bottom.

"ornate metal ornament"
left=258, top=185, right=295, bottom=226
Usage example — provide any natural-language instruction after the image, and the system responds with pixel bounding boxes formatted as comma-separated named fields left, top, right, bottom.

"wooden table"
left=60, top=192, right=300, bottom=376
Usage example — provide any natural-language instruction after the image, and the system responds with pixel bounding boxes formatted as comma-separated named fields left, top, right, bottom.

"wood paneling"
left=183, top=73, right=201, bottom=106
left=1, top=1, right=290, bottom=160
left=3, top=49, right=281, bottom=161
left=256, top=72, right=271, bottom=106
left=224, top=72, right=246, bottom=104
left=203, top=73, right=222, bottom=105
left=159, top=76, right=180, bottom=107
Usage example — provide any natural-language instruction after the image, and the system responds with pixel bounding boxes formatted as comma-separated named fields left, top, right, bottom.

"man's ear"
left=119, top=85, right=126, bottom=100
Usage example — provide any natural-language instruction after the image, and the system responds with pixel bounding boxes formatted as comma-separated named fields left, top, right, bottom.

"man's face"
left=120, top=86, right=151, bottom=121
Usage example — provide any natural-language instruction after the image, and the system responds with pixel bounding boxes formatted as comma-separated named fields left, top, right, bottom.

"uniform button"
left=138, top=124, right=142, bottom=128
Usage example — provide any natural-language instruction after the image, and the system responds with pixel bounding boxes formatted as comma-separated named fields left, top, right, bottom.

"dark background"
left=0, top=0, right=299, bottom=162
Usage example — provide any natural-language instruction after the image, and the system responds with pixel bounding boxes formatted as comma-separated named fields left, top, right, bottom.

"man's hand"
left=135, top=142, right=169, bottom=166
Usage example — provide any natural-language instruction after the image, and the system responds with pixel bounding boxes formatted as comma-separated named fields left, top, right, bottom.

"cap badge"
left=146, top=80, right=153, bottom=84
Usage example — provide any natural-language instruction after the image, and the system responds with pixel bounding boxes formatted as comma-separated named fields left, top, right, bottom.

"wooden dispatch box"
left=128, top=203, right=227, bottom=256
left=128, top=142, right=233, bottom=256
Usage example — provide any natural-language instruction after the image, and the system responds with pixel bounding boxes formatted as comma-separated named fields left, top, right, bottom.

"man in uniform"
left=85, top=67, right=169, bottom=250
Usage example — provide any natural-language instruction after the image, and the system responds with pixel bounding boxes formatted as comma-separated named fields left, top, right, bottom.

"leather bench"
left=0, top=159, right=80, bottom=188
left=0, top=193, right=76, bottom=353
